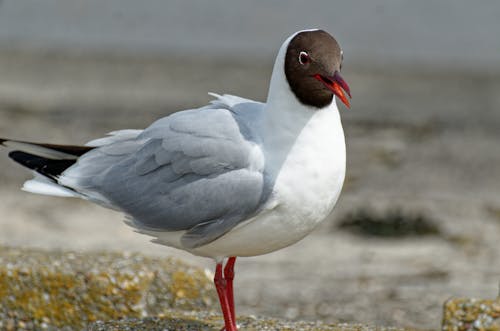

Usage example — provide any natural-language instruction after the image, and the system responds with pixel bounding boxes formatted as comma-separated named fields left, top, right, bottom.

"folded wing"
left=60, top=105, right=266, bottom=248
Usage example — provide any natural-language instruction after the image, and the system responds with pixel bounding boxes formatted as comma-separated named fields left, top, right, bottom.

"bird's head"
left=284, top=30, right=351, bottom=109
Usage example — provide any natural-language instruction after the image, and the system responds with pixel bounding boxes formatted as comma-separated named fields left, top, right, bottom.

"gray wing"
left=61, top=104, right=266, bottom=248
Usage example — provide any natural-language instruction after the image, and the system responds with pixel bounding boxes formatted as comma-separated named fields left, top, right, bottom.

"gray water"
left=0, top=0, right=499, bottom=70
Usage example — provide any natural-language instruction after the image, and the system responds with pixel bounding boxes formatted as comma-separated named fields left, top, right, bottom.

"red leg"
left=224, top=257, right=237, bottom=323
left=214, top=261, right=237, bottom=331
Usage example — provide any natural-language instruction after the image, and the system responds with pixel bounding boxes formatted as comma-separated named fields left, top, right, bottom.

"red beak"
left=314, top=71, right=351, bottom=109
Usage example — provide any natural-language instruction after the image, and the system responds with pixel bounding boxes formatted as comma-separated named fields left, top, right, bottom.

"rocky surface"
left=0, top=246, right=499, bottom=330
left=88, top=310, right=420, bottom=331
left=442, top=298, right=500, bottom=331
left=0, top=246, right=215, bottom=330
left=0, top=246, right=426, bottom=331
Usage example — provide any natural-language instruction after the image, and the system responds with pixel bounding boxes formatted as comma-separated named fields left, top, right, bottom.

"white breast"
left=272, top=107, right=346, bottom=227
left=191, top=106, right=346, bottom=258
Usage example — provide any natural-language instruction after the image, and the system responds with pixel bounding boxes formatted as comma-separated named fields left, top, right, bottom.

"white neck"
left=260, top=30, right=340, bottom=175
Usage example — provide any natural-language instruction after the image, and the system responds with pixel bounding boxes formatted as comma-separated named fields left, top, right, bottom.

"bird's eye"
left=298, top=51, right=310, bottom=65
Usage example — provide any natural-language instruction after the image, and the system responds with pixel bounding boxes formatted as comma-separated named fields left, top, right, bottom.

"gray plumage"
left=60, top=97, right=268, bottom=248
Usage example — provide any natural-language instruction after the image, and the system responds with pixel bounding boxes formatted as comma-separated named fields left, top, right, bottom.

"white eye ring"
left=298, top=51, right=310, bottom=65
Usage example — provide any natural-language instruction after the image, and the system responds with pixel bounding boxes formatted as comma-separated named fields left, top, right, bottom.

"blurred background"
left=0, top=1, right=499, bottom=329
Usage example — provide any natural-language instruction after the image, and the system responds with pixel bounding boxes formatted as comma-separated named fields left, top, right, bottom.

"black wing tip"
left=8, top=150, right=26, bottom=160
left=8, top=150, right=41, bottom=169
left=8, top=150, right=76, bottom=180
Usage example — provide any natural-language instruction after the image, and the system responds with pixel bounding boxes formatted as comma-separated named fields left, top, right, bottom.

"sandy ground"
left=0, top=50, right=499, bottom=330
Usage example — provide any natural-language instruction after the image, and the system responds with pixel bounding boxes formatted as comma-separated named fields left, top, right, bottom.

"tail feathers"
left=1, top=138, right=94, bottom=179
left=1, top=138, right=96, bottom=198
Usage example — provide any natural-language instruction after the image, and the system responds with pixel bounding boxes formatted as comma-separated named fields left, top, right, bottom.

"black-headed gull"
left=1, top=29, right=351, bottom=331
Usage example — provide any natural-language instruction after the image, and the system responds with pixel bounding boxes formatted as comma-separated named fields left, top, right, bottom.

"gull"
left=1, top=29, right=351, bottom=331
